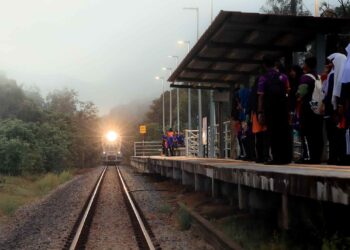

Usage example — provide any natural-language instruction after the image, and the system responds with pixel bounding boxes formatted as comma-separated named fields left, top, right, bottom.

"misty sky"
left=0, top=0, right=338, bottom=114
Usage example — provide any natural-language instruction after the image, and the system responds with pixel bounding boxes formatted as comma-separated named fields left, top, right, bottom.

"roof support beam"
left=184, top=67, right=254, bottom=75
left=207, top=41, right=306, bottom=52
left=170, top=83, right=230, bottom=90
left=176, top=77, right=235, bottom=84
left=195, top=56, right=262, bottom=64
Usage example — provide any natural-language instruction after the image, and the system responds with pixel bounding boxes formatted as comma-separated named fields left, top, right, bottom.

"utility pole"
left=315, top=0, right=319, bottom=16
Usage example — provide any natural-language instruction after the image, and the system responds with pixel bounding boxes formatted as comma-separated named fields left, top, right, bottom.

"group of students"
left=232, top=43, right=350, bottom=165
left=161, top=128, right=185, bottom=156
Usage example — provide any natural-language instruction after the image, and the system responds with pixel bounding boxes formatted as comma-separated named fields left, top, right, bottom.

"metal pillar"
left=218, top=102, right=224, bottom=158
left=198, top=88, right=203, bottom=157
left=188, top=89, right=191, bottom=129
left=169, top=89, right=172, bottom=128
left=162, top=79, right=165, bottom=133
left=209, top=90, right=216, bottom=158
left=177, top=88, right=180, bottom=132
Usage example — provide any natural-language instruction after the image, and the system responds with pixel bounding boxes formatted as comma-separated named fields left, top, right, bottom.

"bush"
left=35, top=173, right=60, bottom=195
left=177, top=207, right=192, bottom=231
left=0, top=195, right=22, bottom=216
left=58, top=171, right=73, bottom=184
left=158, top=204, right=172, bottom=214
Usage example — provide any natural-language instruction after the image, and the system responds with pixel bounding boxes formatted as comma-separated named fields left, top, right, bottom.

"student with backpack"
left=297, top=57, right=324, bottom=164
left=257, top=55, right=292, bottom=164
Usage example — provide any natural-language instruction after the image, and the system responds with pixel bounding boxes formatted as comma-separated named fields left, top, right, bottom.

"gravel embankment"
left=119, top=165, right=214, bottom=250
left=85, top=167, right=138, bottom=249
left=0, top=167, right=103, bottom=250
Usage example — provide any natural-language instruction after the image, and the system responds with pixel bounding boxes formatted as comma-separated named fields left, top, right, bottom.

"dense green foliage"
left=0, top=75, right=101, bottom=175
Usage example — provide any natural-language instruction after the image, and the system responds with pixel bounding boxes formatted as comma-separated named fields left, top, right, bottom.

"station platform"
left=131, top=156, right=350, bottom=206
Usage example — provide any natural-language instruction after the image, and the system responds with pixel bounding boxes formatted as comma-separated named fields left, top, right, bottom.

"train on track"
left=101, top=131, right=123, bottom=166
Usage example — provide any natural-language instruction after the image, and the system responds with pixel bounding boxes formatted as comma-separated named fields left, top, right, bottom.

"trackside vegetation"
left=0, top=74, right=101, bottom=176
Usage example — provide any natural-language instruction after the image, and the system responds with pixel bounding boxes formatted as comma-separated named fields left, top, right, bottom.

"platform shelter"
left=169, top=11, right=350, bottom=158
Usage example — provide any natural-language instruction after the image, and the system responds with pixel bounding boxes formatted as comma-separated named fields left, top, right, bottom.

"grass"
left=0, top=171, right=73, bottom=219
left=215, top=214, right=285, bottom=250
left=158, top=204, right=172, bottom=214
left=177, top=207, right=192, bottom=231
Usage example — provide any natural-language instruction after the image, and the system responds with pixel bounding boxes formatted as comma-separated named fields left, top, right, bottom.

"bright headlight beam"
left=106, top=131, right=118, bottom=142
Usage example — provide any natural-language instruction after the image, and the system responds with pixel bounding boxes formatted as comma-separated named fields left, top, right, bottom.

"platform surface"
left=135, top=156, right=350, bottom=179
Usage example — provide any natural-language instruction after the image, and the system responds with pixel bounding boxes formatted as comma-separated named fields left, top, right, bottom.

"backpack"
left=264, top=73, right=287, bottom=113
left=306, top=74, right=324, bottom=115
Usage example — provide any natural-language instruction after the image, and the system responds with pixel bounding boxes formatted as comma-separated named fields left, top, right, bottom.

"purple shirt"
left=258, top=69, right=289, bottom=95
left=298, top=72, right=317, bottom=99
left=300, top=73, right=317, bottom=87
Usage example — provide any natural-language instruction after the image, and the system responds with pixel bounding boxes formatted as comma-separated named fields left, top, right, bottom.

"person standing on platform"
left=257, top=55, right=291, bottom=164
left=297, top=57, right=324, bottom=164
left=289, top=65, right=308, bottom=162
left=340, top=43, right=350, bottom=164
left=167, top=128, right=175, bottom=156
left=162, top=133, right=168, bottom=156
left=248, top=78, right=268, bottom=163
left=231, top=86, right=244, bottom=159
left=324, top=53, right=347, bottom=164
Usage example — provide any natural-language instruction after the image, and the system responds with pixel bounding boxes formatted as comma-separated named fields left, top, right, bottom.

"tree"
left=70, top=101, right=101, bottom=168
left=46, top=89, right=78, bottom=115
left=0, top=119, right=42, bottom=175
left=261, top=0, right=311, bottom=16
left=320, top=0, right=350, bottom=17
left=0, top=74, right=103, bottom=175
left=0, top=76, right=26, bottom=120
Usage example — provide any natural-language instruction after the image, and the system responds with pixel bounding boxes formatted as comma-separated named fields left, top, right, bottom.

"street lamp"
left=178, top=40, right=192, bottom=130
left=155, top=76, right=165, bottom=134
left=183, top=7, right=203, bottom=157
left=162, top=67, right=173, bottom=128
left=168, top=55, right=180, bottom=133
left=183, top=7, right=199, bottom=40
left=211, top=0, right=213, bottom=22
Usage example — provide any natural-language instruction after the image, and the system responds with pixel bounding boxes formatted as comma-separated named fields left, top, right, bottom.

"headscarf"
left=327, top=53, right=347, bottom=109
left=341, top=43, right=350, bottom=84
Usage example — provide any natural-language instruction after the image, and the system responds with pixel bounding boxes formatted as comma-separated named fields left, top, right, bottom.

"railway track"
left=63, top=166, right=159, bottom=250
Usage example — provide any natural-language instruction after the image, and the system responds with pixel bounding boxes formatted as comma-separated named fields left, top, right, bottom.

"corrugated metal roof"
left=169, top=11, right=350, bottom=90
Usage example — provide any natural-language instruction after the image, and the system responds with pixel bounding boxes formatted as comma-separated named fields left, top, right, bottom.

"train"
left=101, top=131, right=123, bottom=166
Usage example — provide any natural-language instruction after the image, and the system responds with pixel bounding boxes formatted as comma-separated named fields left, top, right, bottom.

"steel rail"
left=68, top=166, right=107, bottom=250
left=116, top=167, right=156, bottom=250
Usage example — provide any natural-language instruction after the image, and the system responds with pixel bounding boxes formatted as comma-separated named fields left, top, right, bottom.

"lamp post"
left=162, top=67, right=173, bottom=128
left=183, top=7, right=203, bottom=157
left=155, top=76, right=165, bottom=134
left=315, top=0, right=319, bottom=16
left=209, top=0, right=215, bottom=158
left=183, top=7, right=199, bottom=41
left=168, top=55, right=180, bottom=133
left=178, top=40, right=191, bottom=130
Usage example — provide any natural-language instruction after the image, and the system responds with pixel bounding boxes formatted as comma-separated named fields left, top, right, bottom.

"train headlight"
left=106, top=131, right=118, bottom=142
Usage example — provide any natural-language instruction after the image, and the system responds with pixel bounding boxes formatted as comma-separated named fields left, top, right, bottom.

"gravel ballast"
left=0, top=167, right=103, bottom=250
left=85, top=167, right=138, bottom=249
left=119, top=165, right=214, bottom=250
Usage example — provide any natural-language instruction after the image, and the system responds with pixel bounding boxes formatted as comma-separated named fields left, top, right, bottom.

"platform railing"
left=207, top=121, right=231, bottom=158
left=185, top=130, right=199, bottom=157
left=134, top=141, right=162, bottom=156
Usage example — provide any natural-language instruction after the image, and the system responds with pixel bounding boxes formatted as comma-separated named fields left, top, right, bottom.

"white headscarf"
left=328, top=53, right=347, bottom=98
left=327, top=53, right=346, bottom=109
left=341, top=43, right=350, bottom=84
